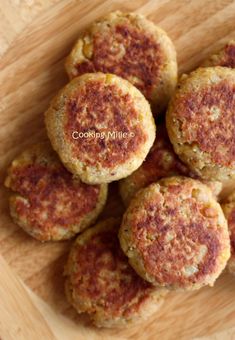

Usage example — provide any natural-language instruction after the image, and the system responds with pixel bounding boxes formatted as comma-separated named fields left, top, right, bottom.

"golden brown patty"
left=65, top=11, right=177, bottom=114
left=119, top=126, right=189, bottom=206
left=202, top=40, right=235, bottom=68
left=166, top=67, right=235, bottom=181
left=119, top=126, right=222, bottom=206
left=221, top=191, right=235, bottom=274
left=4, top=143, right=107, bottom=241
left=119, top=177, right=230, bottom=290
left=45, top=73, right=156, bottom=184
left=64, top=218, right=166, bottom=327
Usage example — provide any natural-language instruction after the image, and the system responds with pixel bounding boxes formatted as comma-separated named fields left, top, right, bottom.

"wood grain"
left=0, top=0, right=235, bottom=339
left=0, top=254, right=56, bottom=340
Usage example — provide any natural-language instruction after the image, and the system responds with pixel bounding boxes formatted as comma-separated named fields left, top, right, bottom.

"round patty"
left=119, top=126, right=222, bottom=206
left=202, top=40, right=235, bottom=68
left=166, top=67, right=235, bottom=181
left=45, top=72, right=156, bottom=184
left=64, top=218, right=167, bottom=327
left=221, top=191, right=235, bottom=274
left=119, top=126, right=189, bottom=206
left=4, top=143, right=107, bottom=241
left=119, top=177, right=230, bottom=290
left=65, top=11, right=177, bottom=114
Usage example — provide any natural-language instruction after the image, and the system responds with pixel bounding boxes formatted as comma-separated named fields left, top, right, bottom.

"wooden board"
left=1, top=0, right=235, bottom=339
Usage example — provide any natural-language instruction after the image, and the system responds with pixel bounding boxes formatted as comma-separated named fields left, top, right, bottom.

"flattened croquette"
left=64, top=218, right=167, bottom=327
left=65, top=11, right=177, bottom=114
left=5, top=143, right=107, bottom=241
left=166, top=67, right=235, bottom=182
left=119, top=177, right=230, bottom=290
left=45, top=73, right=156, bottom=184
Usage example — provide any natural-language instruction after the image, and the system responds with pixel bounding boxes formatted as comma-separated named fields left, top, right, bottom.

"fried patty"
left=202, top=40, right=235, bottom=68
left=221, top=191, right=235, bottom=274
left=166, top=67, right=235, bottom=181
left=119, top=126, right=222, bottom=206
left=65, top=11, right=177, bottom=114
left=4, top=143, right=107, bottom=241
left=119, top=126, right=189, bottom=206
left=64, top=218, right=166, bottom=327
left=45, top=73, right=156, bottom=184
left=119, top=177, right=230, bottom=290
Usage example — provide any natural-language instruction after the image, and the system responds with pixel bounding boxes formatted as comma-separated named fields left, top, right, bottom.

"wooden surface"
left=0, top=254, right=56, bottom=340
left=0, top=0, right=235, bottom=339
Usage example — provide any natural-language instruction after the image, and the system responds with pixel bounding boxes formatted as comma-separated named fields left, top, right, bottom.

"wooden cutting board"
left=1, top=0, right=235, bottom=339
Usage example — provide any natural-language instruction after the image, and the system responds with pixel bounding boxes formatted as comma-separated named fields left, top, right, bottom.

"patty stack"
left=4, top=11, right=235, bottom=328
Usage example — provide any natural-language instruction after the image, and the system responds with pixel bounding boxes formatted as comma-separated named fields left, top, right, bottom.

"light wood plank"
left=0, top=254, right=56, bottom=340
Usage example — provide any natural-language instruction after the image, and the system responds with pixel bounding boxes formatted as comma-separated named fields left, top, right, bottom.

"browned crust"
left=64, top=218, right=166, bottom=327
left=119, top=177, right=230, bottom=290
left=119, top=125, right=222, bottom=206
left=4, top=143, right=107, bottom=241
left=65, top=11, right=177, bottom=113
left=119, top=126, right=189, bottom=206
left=221, top=191, right=235, bottom=274
left=166, top=67, right=235, bottom=181
left=45, top=73, right=156, bottom=184
left=202, top=40, right=235, bottom=68
left=64, top=78, right=147, bottom=168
